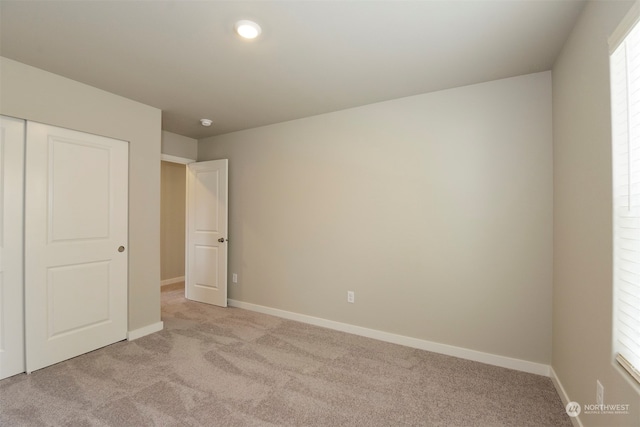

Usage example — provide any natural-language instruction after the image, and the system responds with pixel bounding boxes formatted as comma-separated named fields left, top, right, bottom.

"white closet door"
left=25, top=122, right=129, bottom=373
left=0, top=116, right=25, bottom=379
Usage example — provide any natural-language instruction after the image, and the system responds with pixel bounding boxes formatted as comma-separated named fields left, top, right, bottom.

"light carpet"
left=0, top=285, right=572, bottom=426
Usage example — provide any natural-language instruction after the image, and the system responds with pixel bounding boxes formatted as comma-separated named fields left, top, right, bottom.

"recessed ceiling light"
left=200, top=119, right=212, bottom=127
left=235, top=20, right=261, bottom=39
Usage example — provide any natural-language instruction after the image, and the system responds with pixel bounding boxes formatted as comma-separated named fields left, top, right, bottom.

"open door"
left=185, top=159, right=228, bottom=307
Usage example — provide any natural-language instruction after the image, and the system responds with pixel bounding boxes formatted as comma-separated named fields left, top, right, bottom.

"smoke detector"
left=200, top=119, right=213, bottom=127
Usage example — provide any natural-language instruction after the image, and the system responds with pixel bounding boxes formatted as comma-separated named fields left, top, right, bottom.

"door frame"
left=161, top=154, right=194, bottom=165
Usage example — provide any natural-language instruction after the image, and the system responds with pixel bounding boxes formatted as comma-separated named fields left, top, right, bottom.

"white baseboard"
left=550, top=367, right=583, bottom=427
left=227, top=299, right=551, bottom=377
left=161, top=276, right=184, bottom=287
left=127, top=321, right=164, bottom=340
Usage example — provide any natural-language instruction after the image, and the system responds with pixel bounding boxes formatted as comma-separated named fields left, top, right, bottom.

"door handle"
left=118, top=246, right=125, bottom=252
left=218, top=238, right=227, bottom=243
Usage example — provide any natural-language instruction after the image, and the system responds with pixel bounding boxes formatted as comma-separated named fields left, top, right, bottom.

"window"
left=611, top=0, right=640, bottom=386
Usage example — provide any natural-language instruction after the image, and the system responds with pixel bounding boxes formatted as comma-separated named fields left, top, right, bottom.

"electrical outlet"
left=232, top=273, right=238, bottom=283
left=347, top=291, right=355, bottom=303
left=597, top=380, right=604, bottom=406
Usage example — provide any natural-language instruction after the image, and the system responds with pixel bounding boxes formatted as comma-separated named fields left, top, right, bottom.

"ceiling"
left=0, top=0, right=586, bottom=139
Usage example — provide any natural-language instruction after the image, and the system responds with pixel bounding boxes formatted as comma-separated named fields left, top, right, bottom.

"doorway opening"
left=160, top=160, right=187, bottom=294
left=160, top=156, right=229, bottom=308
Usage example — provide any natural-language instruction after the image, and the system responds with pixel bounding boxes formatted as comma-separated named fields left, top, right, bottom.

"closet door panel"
left=0, top=116, right=25, bottom=380
left=25, top=122, right=128, bottom=373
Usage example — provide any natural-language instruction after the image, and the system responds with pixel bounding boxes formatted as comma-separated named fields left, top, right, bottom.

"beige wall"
left=161, top=161, right=186, bottom=281
left=0, top=57, right=162, bottom=332
left=552, top=1, right=639, bottom=425
left=199, top=72, right=553, bottom=365
left=161, top=130, right=197, bottom=160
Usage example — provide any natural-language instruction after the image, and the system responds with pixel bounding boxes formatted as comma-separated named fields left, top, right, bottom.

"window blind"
left=611, top=5, right=640, bottom=385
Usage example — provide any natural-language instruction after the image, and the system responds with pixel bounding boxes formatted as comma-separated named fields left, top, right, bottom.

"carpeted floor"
left=0, top=285, right=572, bottom=426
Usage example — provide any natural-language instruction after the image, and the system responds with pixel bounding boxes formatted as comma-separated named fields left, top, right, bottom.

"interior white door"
left=0, top=116, right=25, bottom=379
left=186, top=159, right=228, bottom=307
left=25, top=122, right=128, bottom=373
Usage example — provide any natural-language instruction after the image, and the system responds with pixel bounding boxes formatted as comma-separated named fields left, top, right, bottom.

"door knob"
left=118, top=246, right=125, bottom=252
left=218, top=238, right=226, bottom=243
